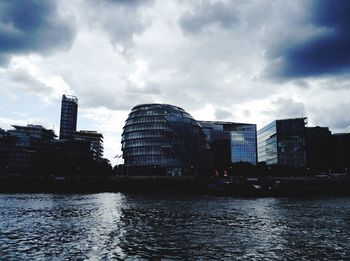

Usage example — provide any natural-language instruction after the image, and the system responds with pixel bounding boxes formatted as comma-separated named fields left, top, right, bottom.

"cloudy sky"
left=1, top=0, right=350, bottom=165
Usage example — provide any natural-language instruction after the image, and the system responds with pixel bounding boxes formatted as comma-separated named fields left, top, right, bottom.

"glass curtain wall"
left=257, top=121, right=278, bottom=165
left=257, top=118, right=307, bottom=167
left=121, top=104, right=212, bottom=176
left=231, top=124, right=257, bottom=164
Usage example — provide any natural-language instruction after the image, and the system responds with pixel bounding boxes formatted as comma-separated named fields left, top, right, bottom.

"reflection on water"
left=1, top=194, right=350, bottom=260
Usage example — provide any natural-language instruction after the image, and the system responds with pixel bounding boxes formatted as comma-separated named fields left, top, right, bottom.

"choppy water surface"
left=1, top=194, right=350, bottom=260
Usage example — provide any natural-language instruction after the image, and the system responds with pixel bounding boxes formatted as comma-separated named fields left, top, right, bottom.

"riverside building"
left=74, top=130, right=104, bottom=161
left=331, top=133, right=350, bottom=172
left=121, top=104, right=212, bottom=176
left=2, top=125, right=56, bottom=175
left=305, top=126, right=332, bottom=173
left=199, top=121, right=257, bottom=171
left=257, top=118, right=307, bottom=168
left=59, top=94, right=78, bottom=139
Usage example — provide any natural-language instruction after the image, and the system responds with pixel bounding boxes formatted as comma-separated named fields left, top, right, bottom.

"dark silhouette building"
left=1, top=125, right=56, bottom=175
left=0, top=128, right=13, bottom=175
left=0, top=94, right=112, bottom=177
left=74, top=130, right=104, bottom=161
left=199, top=121, right=257, bottom=172
left=59, top=94, right=78, bottom=139
left=121, top=104, right=212, bottom=176
left=44, top=139, right=95, bottom=176
left=258, top=118, right=307, bottom=168
left=331, top=133, right=350, bottom=172
left=305, top=126, right=332, bottom=173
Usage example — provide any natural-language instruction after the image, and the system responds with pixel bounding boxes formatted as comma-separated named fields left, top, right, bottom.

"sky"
left=1, top=0, right=350, bottom=165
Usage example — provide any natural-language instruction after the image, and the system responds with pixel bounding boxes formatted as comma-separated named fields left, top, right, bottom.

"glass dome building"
left=121, top=104, right=212, bottom=176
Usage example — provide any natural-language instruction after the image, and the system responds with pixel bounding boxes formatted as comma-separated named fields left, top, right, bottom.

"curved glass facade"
left=121, top=104, right=212, bottom=176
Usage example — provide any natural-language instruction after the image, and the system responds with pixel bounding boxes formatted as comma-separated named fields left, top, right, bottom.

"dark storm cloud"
left=266, top=0, right=350, bottom=79
left=0, top=0, right=76, bottom=65
left=179, top=1, right=240, bottom=34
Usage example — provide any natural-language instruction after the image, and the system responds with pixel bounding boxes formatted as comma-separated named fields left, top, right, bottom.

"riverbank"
left=1, top=174, right=350, bottom=196
left=0, top=176, right=208, bottom=194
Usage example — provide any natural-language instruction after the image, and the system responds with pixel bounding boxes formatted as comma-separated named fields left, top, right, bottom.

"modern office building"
left=3, top=125, right=56, bottom=174
left=121, top=104, right=212, bottom=176
left=8, top=124, right=56, bottom=145
left=74, top=130, right=104, bottom=160
left=48, top=139, right=95, bottom=176
left=0, top=128, right=12, bottom=174
left=199, top=121, right=257, bottom=170
left=59, top=94, right=78, bottom=139
left=305, top=126, right=332, bottom=172
left=257, top=118, right=307, bottom=168
left=331, top=133, right=350, bottom=171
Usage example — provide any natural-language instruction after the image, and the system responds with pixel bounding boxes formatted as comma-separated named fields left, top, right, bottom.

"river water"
left=1, top=193, right=350, bottom=260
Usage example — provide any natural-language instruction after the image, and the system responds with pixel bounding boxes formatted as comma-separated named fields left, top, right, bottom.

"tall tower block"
left=59, top=94, right=78, bottom=139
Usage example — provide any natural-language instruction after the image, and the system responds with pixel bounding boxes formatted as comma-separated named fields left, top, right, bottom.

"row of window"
left=128, top=108, right=195, bottom=120
left=257, top=130, right=277, bottom=144
left=128, top=109, right=169, bottom=118
left=124, top=147, right=166, bottom=156
left=126, top=156, right=181, bottom=166
left=257, top=121, right=277, bottom=135
left=123, top=123, right=172, bottom=133
left=122, top=131, right=167, bottom=141
left=231, top=148, right=257, bottom=164
left=122, top=139, right=169, bottom=149
left=125, top=116, right=167, bottom=126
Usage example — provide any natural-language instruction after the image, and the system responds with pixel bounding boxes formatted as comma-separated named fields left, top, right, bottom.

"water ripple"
left=1, top=194, right=350, bottom=260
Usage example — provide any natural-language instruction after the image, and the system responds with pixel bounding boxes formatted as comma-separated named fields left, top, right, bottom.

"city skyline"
left=1, top=0, right=350, bottom=164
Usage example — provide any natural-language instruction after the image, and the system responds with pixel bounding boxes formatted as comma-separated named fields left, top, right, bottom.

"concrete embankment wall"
left=1, top=175, right=350, bottom=196
left=0, top=176, right=211, bottom=193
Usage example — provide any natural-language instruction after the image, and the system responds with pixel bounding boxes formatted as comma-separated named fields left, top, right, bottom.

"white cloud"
left=0, top=0, right=349, bottom=165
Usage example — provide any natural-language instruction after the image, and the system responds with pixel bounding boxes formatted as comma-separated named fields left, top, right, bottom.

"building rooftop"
left=74, top=130, right=103, bottom=138
left=199, top=120, right=256, bottom=127
left=333, top=133, right=350, bottom=136
left=62, top=94, right=78, bottom=103
left=276, top=117, right=307, bottom=123
left=11, top=124, right=56, bottom=135
left=132, top=103, right=185, bottom=111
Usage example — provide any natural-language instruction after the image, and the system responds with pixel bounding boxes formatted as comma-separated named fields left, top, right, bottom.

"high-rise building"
left=199, top=121, right=257, bottom=170
left=257, top=118, right=307, bottom=168
left=59, top=94, right=78, bottom=139
left=121, top=104, right=212, bottom=176
left=74, top=130, right=104, bottom=161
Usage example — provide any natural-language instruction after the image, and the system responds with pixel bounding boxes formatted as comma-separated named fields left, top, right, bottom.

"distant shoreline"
left=1, top=175, right=350, bottom=197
